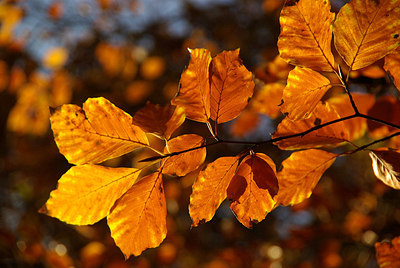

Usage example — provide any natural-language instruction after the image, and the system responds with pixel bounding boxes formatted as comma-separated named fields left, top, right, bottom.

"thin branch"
left=359, top=114, right=400, bottom=130
left=343, top=132, right=400, bottom=156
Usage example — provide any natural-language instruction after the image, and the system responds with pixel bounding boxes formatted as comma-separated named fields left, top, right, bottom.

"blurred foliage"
left=1, top=0, right=399, bottom=267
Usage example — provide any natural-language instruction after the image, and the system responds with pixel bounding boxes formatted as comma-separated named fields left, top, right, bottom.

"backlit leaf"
left=40, top=165, right=140, bottom=225
left=281, top=67, right=332, bottom=120
left=51, top=97, right=149, bottom=165
left=384, top=49, right=400, bottom=90
left=189, top=156, right=240, bottom=227
left=375, top=236, right=400, bottom=268
left=251, top=82, right=284, bottom=119
left=210, top=49, right=254, bottom=124
left=276, top=149, right=337, bottom=206
left=171, top=48, right=211, bottom=122
left=369, top=149, right=400, bottom=189
left=107, top=172, right=166, bottom=257
left=132, top=103, right=185, bottom=140
left=277, top=0, right=335, bottom=71
left=273, top=102, right=349, bottom=150
left=333, top=0, right=400, bottom=70
left=228, top=153, right=278, bottom=228
left=163, top=134, right=206, bottom=176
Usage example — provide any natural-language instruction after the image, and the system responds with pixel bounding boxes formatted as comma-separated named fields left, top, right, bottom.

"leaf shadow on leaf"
left=227, top=175, right=247, bottom=203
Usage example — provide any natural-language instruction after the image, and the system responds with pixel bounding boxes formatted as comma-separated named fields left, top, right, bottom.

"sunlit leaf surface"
left=369, top=149, right=400, bottom=189
left=384, top=49, right=400, bottom=90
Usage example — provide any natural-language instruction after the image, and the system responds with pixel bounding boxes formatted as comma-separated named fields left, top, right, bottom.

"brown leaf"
left=162, top=134, right=206, bottom=176
left=369, top=149, right=400, bottom=189
left=277, top=0, right=335, bottom=71
left=276, top=149, right=337, bottom=206
left=50, top=97, right=149, bottom=164
left=171, top=48, right=211, bottom=122
left=384, top=49, right=400, bottom=90
left=333, top=0, right=400, bottom=70
left=40, top=165, right=140, bottom=225
left=210, top=49, right=254, bottom=124
left=189, top=156, right=240, bottom=227
left=375, top=236, right=400, bottom=268
left=107, top=172, right=167, bottom=257
left=132, top=102, right=185, bottom=140
left=281, top=67, right=332, bottom=120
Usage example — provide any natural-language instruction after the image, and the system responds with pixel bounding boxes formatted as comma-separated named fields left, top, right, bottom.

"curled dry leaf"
left=189, top=156, right=240, bottom=227
left=333, top=0, right=400, bottom=70
left=276, top=149, right=337, bottom=206
left=369, top=149, right=400, bottom=190
left=132, top=102, right=185, bottom=140
left=107, top=172, right=167, bottom=258
left=228, top=153, right=278, bottom=228
left=277, top=0, right=335, bottom=71
left=162, top=134, right=206, bottom=176
left=40, top=165, right=141, bottom=225
left=50, top=97, right=149, bottom=165
left=375, top=236, right=400, bottom=268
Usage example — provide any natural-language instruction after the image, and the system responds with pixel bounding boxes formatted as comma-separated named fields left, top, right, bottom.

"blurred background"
left=1, top=0, right=399, bottom=267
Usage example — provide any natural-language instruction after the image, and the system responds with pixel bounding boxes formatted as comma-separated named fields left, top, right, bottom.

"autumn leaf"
left=230, top=109, right=260, bottom=138
left=132, top=102, right=185, bottom=140
left=107, top=171, right=166, bottom=257
left=228, top=153, right=278, bottom=228
left=251, top=82, right=284, bottom=119
left=40, top=165, right=141, bottom=225
left=280, top=67, right=332, bottom=120
left=50, top=97, right=148, bottom=165
left=375, top=236, right=400, bottom=268
left=333, top=0, right=400, bottom=71
left=369, top=149, right=400, bottom=190
left=367, top=95, right=400, bottom=138
left=189, top=156, right=240, bottom=227
left=273, top=102, right=349, bottom=150
left=276, top=149, right=337, bottom=206
left=171, top=48, right=211, bottom=122
left=277, top=0, right=335, bottom=71
left=210, top=49, right=254, bottom=124
left=162, top=134, right=206, bottom=176
left=384, top=49, right=400, bottom=90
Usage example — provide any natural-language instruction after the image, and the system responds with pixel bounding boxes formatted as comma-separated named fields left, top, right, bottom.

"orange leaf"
left=333, top=0, right=400, bottom=71
left=369, top=148, right=400, bottom=189
left=171, top=48, right=211, bottom=122
left=273, top=102, right=349, bottom=150
left=40, top=165, right=140, bottom=225
left=228, top=153, right=278, bottom=228
left=210, top=49, right=254, bottom=124
left=375, top=236, right=400, bottom=268
left=107, top=172, right=166, bottom=257
left=132, top=103, right=185, bottom=140
left=281, top=67, right=332, bottom=120
left=189, top=156, right=240, bottom=227
left=277, top=0, right=335, bottom=71
left=162, top=134, right=206, bottom=176
left=251, top=82, right=284, bottom=119
left=276, top=149, right=337, bottom=206
left=50, top=97, right=149, bottom=165
left=384, top=49, right=400, bottom=90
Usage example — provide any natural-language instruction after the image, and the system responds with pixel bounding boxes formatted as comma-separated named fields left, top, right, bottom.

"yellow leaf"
left=276, top=149, right=337, bottom=206
left=384, top=49, right=400, bottom=90
left=251, top=82, right=284, bottom=119
left=369, top=149, right=400, bottom=190
left=171, top=48, right=211, bottom=122
left=40, top=165, right=140, bottom=225
left=333, top=0, right=400, bottom=71
left=277, top=0, right=335, bottom=71
left=210, top=49, right=254, bottom=124
left=162, top=134, right=206, bottom=176
left=132, top=103, right=185, bottom=140
left=281, top=67, right=332, bottom=120
left=43, top=47, right=69, bottom=70
left=107, top=172, right=167, bottom=257
left=51, top=97, right=149, bottom=165
left=228, top=153, right=278, bottom=228
left=189, top=156, right=240, bottom=227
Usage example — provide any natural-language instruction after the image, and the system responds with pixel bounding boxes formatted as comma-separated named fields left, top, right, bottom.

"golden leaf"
left=251, top=82, right=284, bottom=119
left=40, top=165, right=140, bottom=225
left=375, top=236, right=400, bottom=268
left=171, top=48, right=211, bottom=122
left=162, top=134, right=206, bottom=176
left=276, top=149, right=337, bottom=206
left=51, top=97, right=149, bottom=165
left=189, top=156, right=240, bottom=227
left=333, top=0, right=400, bottom=70
left=132, top=103, right=185, bottom=140
left=277, top=0, right=335, bottom=71
left=384, top=49, right=400, bottom=90
left=280, top=67, right=332, bottom=120
left=369, top=149, right=400, bottom=189
left=210, top=49, right=254, bottom=124
left=228, top=153, right=278, bottom=228
left=107, top=172, right=167, bottom=257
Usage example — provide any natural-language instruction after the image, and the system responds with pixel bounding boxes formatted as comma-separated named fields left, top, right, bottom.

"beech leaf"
left=369, top=149, right=400, bottom=189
